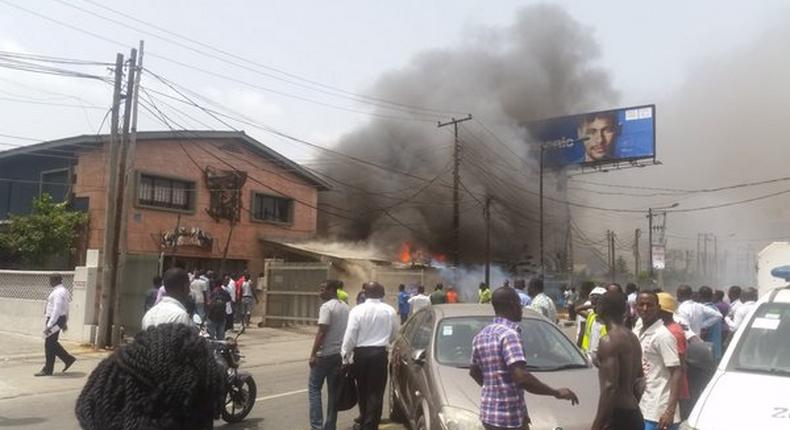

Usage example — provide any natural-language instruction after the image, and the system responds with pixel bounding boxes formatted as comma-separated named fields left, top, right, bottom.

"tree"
left=0, top=194, right=88, bottom=266
left=615, top=255, right=630, bottom=276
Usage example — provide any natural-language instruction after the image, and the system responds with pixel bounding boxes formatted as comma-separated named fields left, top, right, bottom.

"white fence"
left=0, top=268, right=97, bottom=343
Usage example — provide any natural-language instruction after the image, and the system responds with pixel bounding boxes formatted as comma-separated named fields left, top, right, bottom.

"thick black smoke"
left=317, top=5, right=618, bottom=264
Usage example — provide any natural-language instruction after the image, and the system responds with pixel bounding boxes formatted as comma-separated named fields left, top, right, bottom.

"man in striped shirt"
left=470, top=287, right=578, bottom=430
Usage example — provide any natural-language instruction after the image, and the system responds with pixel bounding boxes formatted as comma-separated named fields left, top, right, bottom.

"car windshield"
left=435, top=316, right=587, bottom=370
left=731, top=302, right=790, bottom=376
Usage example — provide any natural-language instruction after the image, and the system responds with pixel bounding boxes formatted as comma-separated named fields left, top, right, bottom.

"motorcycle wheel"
left=221, top=375, right=257, bottom=423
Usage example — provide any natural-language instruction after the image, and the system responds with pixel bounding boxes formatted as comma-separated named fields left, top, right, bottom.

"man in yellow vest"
left=478, top=282, right=492, bottom=304
left=578, top=287, right=608, bottom=357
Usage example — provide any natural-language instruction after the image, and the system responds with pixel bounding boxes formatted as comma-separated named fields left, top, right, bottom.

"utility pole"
left=437, top=114, right=472, bottom=269
left=484, top=195, right=492, bottom=288
left=634, top=228, right=641, bottom=277
left=609, top=230, right=616, bottom=282
left=112, top=44, right=143, bottom=347
left=97, top=53, right=125, bottom=348
left=648, top=208, right=654, bottom=277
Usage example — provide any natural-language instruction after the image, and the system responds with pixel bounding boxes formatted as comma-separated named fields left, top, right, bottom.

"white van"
left=682, top=287, right=790, bottom=429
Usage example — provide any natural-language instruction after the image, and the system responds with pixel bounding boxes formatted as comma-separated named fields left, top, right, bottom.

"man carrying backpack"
left=207, top=280, right=231, bottom=340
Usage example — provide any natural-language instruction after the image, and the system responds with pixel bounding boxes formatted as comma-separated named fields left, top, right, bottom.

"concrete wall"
left=0, top=267, right=98, bottom=343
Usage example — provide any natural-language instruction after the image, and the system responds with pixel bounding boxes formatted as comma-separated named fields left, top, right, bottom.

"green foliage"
left=615, top=256, right=630, bottom=275
left=0, top=194, right=88, bottom=266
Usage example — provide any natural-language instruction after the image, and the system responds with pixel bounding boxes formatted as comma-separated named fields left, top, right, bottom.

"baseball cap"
left=590, top=287, right=607, bottom=296
left=657, top=292, right=678, bottom=314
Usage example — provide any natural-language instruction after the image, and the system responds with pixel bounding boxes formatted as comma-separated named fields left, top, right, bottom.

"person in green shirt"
left=430, top=283, right=447, bottom=304
left=478, top=282, right=492, bottom=304
left=336, top=283, right=349, bottom=304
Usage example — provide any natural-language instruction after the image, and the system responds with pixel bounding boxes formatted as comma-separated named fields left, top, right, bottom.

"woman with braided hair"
left=75, top=323, right=224, bottom=430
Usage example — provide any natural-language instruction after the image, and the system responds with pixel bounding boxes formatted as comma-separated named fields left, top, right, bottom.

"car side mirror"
left=411, top=349, right=426, bottom=365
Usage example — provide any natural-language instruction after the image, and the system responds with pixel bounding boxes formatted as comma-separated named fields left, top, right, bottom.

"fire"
left=399, top=243, right=412, bottom=263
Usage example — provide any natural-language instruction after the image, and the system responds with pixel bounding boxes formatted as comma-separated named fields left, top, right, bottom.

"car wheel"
left=388, top=382, right=406, bottom=423
left=416, top=413, right=427, bottom=430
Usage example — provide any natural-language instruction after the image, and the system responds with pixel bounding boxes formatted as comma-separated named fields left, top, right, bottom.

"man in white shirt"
left=36, top=274, right=76, bottom=376
left=407, top=285, right=431, bottom=315
left=224, top=274, right=236, bottom=331
left=189, top=269, right=208, bottom=319
left=675, top=285, right=722, bottom=338
left=341, top=282, right=399, bottom=430
left=725, top=287, right=758, bottom=332
left=528, top=277, right=558, bottom=323
left=636, top=291, right=682, bottom=430
left=142, top=268, right=193, bottom=330
left=726, top=286, right=743, bottom=318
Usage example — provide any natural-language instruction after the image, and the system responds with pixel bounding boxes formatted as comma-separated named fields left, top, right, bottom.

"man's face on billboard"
left=580, top=116, right=617, bottom=161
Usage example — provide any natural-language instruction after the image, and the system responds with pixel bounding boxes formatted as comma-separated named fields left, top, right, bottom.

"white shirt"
left=408, top=294, right=431, bottom=315
left=675, top=299, right=722, bottom=338
left=636, top=319, right=681, bottom=424
left=227, top=279, right=237, bottom=302
left=142, top=296, right=193, bottom=330
left=45, top=284, right=70, bottom=332
left=725, top=301, right=756, bottom=331
left=341, top=298, right=399, bottom=363
left=727, top=299, right=742, bottom=318
left=529, top=293, right=557, bottom=323
left=190, top=278, right=207, bottom=304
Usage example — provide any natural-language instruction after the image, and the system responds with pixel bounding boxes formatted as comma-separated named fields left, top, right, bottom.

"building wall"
left=73, top=138, right=320, bottom=275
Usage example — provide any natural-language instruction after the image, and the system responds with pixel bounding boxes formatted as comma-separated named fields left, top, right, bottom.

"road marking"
left=255, top=388, right=308, bottom=401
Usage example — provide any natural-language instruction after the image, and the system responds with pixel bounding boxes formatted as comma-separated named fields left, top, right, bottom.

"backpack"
left=208, top=290, right=227, bottom=321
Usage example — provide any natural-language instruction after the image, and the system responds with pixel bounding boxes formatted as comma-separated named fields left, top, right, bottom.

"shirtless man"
left=591, top=291, right=644, bottom=430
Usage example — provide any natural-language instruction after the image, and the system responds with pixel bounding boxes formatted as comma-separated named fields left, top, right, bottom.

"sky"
left=0, top=0, right=784, bottom=157
left=2, top=0, right=790, bottom=276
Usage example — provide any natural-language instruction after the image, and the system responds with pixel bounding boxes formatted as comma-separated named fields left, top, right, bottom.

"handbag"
left=335, top=366, right=358, bottom=411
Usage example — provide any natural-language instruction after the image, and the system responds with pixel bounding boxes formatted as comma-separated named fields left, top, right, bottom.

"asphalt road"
left=0, top=355, right=406, bottom=430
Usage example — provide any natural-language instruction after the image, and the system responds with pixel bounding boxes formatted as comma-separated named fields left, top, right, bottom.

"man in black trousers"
left=341, top=282, right=399, bottom=430
left=35, top=274, right=76, bottom=376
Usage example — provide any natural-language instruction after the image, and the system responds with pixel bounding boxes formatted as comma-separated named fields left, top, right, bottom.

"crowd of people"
left=570, top=282, right=758, bottom=430
left=143, top=268, right=260, bottom=339
left=37, top=267, right=762, bottom=430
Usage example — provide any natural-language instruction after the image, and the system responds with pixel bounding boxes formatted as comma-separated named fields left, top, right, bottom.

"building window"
left=251, top=192, right=292, bottom=223
left=137, top=173, right=194, bottom=211
left=40, top=168, right=71, bottom=202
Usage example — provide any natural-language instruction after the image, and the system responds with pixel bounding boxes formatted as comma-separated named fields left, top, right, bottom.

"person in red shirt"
left=657, top=293, right=690, bottom=419
left=445, top=286, right=459, bottom=304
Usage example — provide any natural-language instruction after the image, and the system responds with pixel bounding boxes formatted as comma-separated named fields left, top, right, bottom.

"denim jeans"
left=308, top=353, right=342, bottom=430
left=207, top=318, right=226, bottom=340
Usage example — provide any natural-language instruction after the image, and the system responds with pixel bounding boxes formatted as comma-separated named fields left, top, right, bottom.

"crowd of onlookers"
left=143, top=268, right=260, bottom=339
left=568, top=281, right=759, bottom=430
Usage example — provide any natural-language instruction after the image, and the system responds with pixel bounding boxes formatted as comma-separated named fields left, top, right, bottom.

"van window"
left=730, top=303, right=790, bottom=376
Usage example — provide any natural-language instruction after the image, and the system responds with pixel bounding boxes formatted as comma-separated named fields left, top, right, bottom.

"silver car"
left=389, top=304, right=599, bottom=430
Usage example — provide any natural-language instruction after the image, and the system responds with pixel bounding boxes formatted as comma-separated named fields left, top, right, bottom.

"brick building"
left=0, top=130, right=330, bottom=328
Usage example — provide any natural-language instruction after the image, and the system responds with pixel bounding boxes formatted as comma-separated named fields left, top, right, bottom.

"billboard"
left=526, top=104, right=655, bottom=168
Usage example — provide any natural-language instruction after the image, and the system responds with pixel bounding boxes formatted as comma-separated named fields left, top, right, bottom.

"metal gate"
left=263, top=261, right=336, bottom=326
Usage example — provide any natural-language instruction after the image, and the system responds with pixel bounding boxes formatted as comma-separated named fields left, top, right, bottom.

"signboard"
left=651, top=245, right=666, bottom=270
left=526, top=104, right=655, bottom=168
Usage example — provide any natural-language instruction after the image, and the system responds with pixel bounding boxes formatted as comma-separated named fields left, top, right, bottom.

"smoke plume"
left=317, top=5, right=618, bottom=265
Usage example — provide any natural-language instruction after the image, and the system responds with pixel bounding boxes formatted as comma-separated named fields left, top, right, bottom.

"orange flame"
left=399, top=243, right=412, bottom=263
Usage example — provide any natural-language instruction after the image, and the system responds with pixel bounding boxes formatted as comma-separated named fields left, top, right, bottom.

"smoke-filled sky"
left=1, top=0, right=789, bottom=274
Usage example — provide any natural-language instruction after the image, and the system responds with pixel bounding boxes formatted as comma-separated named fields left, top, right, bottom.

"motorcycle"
left=193, top=315, right=257, bottom=423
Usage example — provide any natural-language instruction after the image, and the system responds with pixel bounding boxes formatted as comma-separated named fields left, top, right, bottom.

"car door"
left=403, top=310, right=435, bottom=419
left=392, top=310, right=427, bottom=413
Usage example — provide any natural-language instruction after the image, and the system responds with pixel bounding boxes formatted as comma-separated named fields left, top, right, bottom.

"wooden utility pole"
left=109, top=48, right=138, bottom=347
left=609, top=230, right=616, bottom=282
left=484, top=195, right=492, bottom=288
left=634, top=228, right=641, bottom=277
left=97, top=53, right=124, bottom=348
left=437, top=114, right=472, bottom=268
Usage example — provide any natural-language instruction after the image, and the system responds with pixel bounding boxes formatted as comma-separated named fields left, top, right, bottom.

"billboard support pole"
left=539, top=143, right=545, bottom=278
